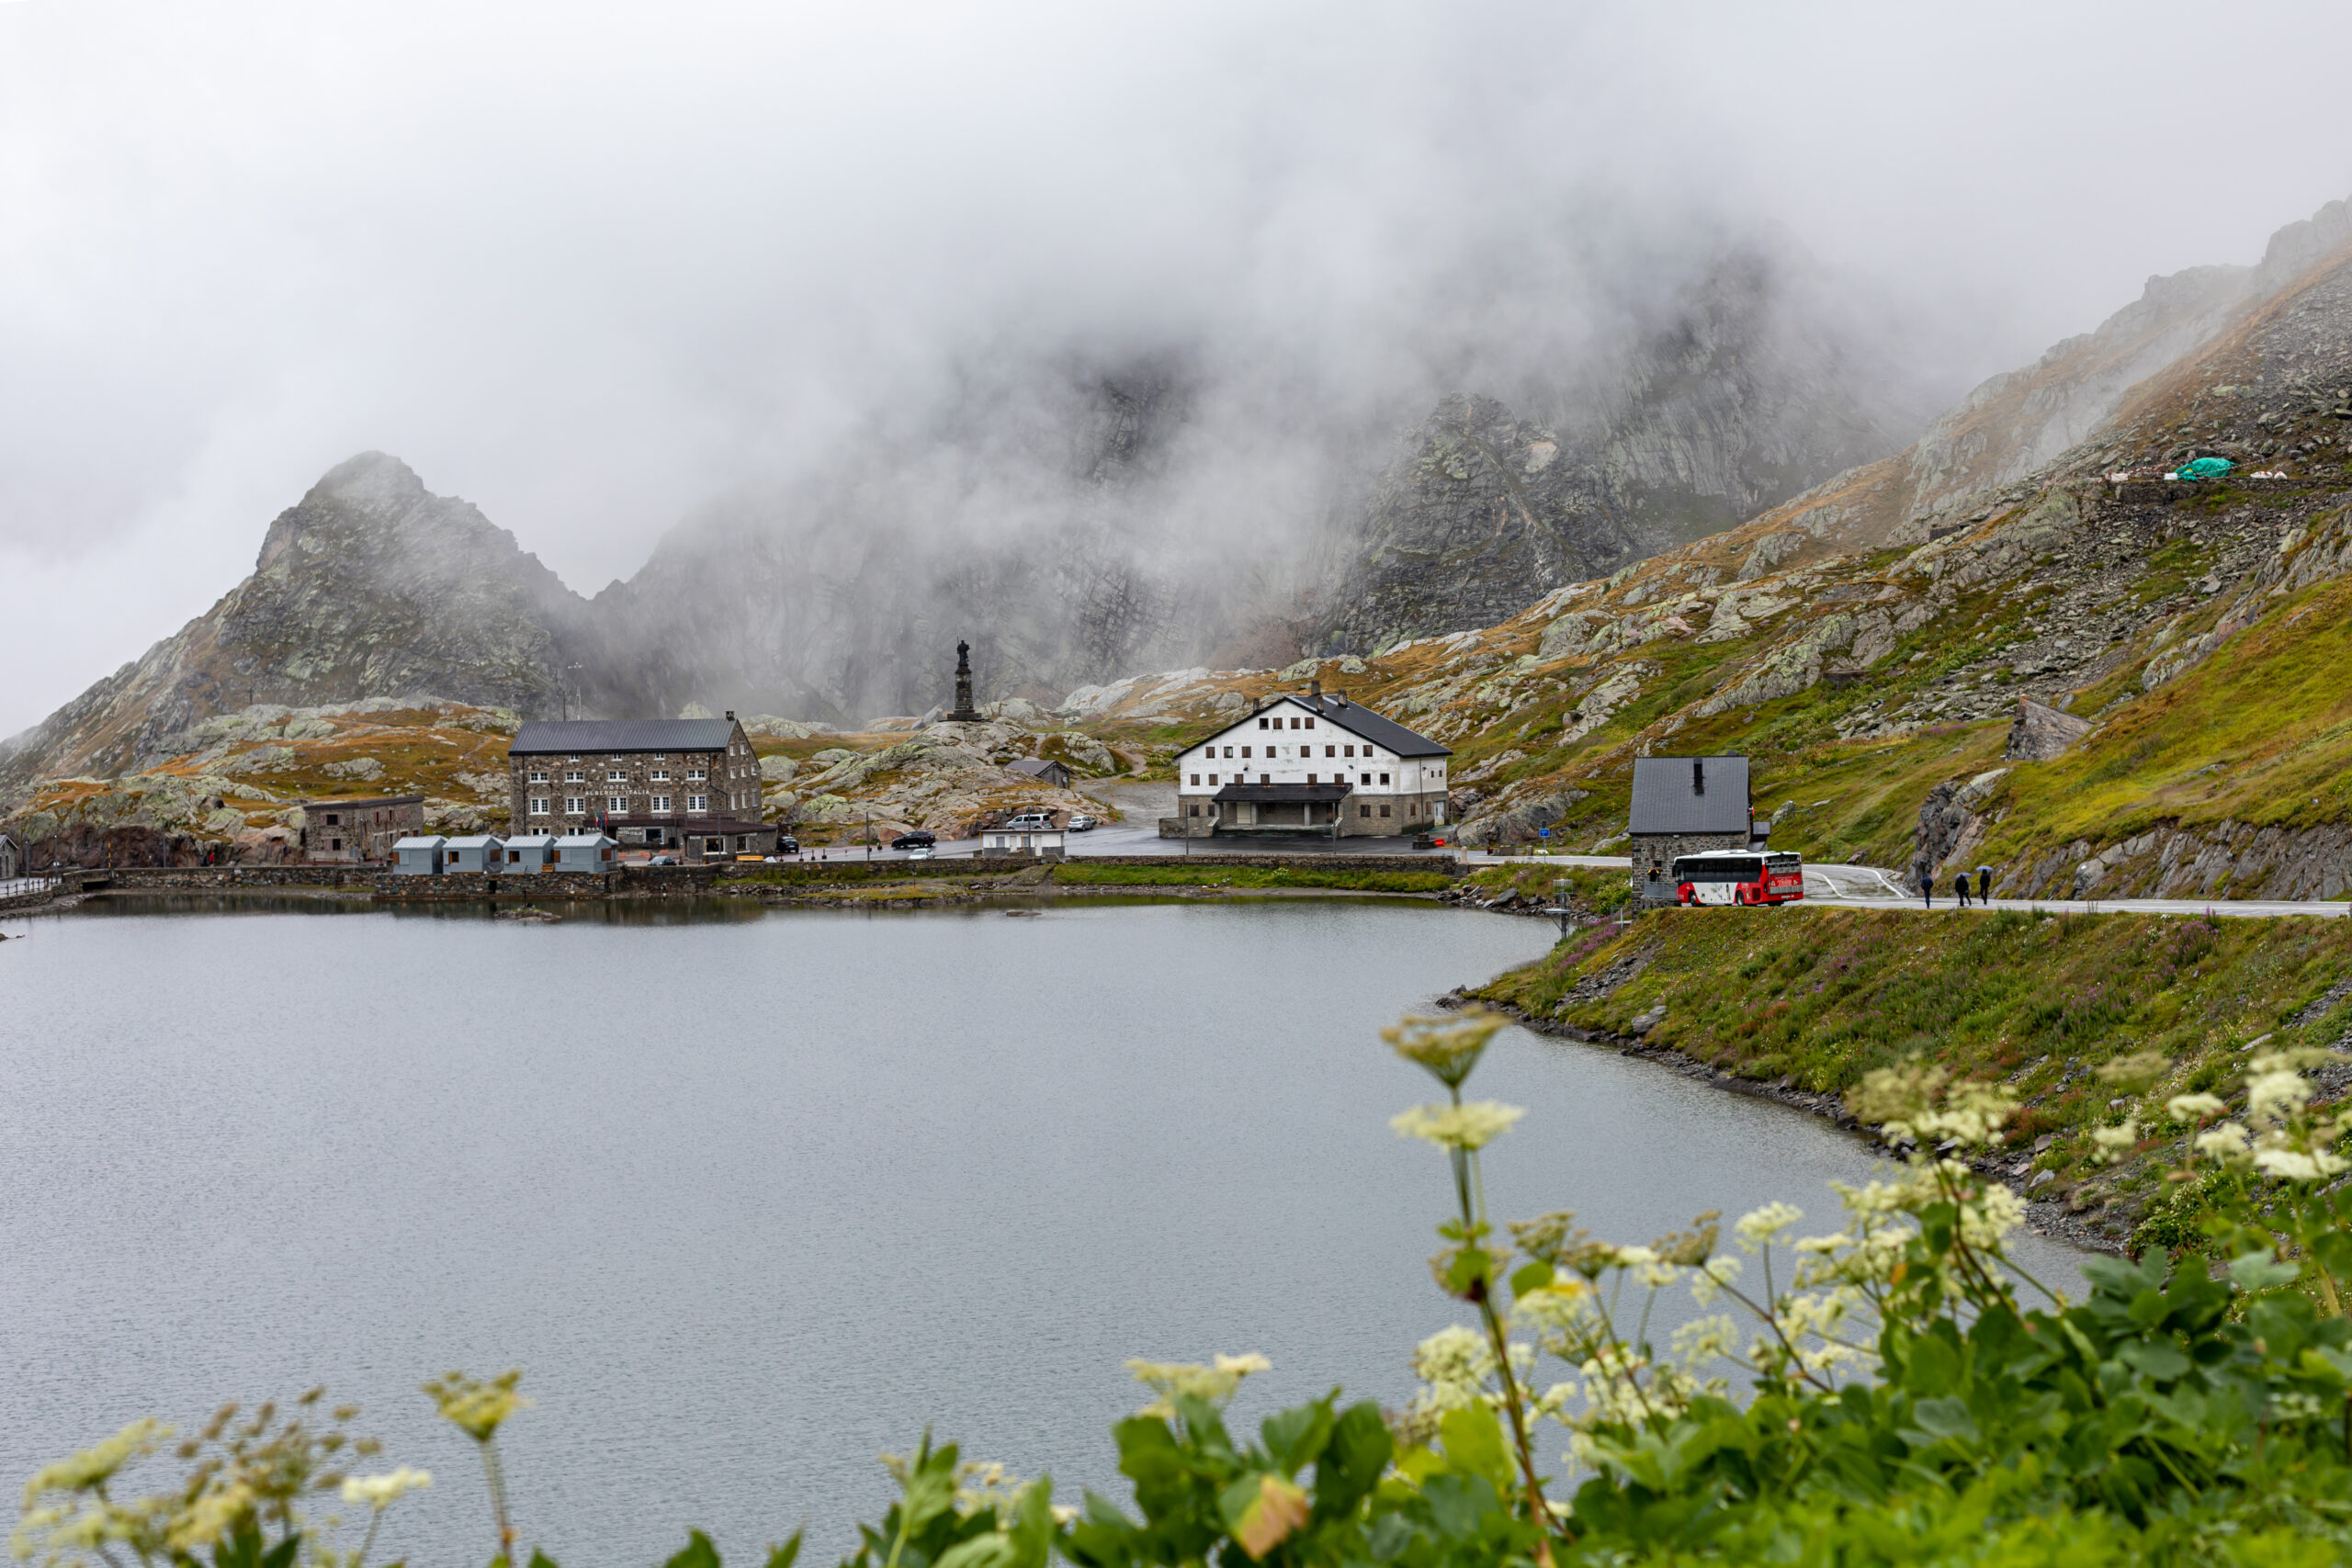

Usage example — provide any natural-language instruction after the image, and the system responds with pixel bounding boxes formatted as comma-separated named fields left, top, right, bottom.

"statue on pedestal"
left=946, top=638, right=982, bottom=722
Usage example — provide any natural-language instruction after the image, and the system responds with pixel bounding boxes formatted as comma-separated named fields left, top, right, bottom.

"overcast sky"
left=5, top=0, right=2350, bottom=738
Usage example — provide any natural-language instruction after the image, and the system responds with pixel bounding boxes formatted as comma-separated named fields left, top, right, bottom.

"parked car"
left=1067, top=814, right=1097, bottom=831
left=906, top=846, right=933, bottom=860
left=891, top=830, right=937, bottom=850
left=1001, top=812, right=1055, bottom=830
left=649, top=853, right=678, bottom=866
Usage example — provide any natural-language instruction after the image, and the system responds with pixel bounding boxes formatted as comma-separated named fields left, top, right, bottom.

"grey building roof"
left=510, top=719, right=736, bottom=756
left=1190, top=693, right=1449, bottom=758
left=1006, top=757, right=1069, bottom=780
left=1628, top=755, right=1751, bottom=836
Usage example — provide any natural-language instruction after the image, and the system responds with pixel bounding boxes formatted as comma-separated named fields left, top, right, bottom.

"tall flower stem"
left=480, top=1436, right=514, bottom=1565
left=1450, top=1108, right=1557, bottom=1564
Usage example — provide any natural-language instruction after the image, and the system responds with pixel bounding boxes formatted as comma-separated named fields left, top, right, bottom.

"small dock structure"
left=444, top=835, right=507, bottom=874
left=552, top=832, right=618, bottom=872
left=392, top=835, right=447, bottom=875
left=503, top=833, right=557, bottom=872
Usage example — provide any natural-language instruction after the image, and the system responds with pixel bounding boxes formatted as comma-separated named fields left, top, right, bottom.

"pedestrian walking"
left=1916, top=859, right=1932, bottom=908
left=1977, top=864, right=1993, bottom=904
left=1954, top=871, right=1972, bottom=908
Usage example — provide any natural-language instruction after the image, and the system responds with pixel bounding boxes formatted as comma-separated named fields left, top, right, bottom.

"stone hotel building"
left=506, top=715, right=767, bottom=848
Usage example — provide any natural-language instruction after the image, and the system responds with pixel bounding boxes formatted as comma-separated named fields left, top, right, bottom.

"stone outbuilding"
left=300, top=795, right=425, bottom=863
left=1628, top=755, right=1758, bottom=903
left=1006, top=756, right=1072, bottom=788
left=392, top=835, right=447, bottom=875
left=444, top=835, right=506, bottom=874
left=552, top=832, right=618, bottom=872
left=0, top=832, right=20, bottom=879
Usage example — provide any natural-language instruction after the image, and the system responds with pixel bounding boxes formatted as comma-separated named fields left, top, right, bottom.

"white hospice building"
left=1170, top=682, right=1452, bottom=839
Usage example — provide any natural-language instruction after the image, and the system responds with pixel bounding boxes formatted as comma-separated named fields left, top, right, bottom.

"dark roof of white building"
left=1628, top=755, right=1751, bottom=835
left=510, top=719, right=737, bottom=755
left=1006, top=757, right=1069, bottom=779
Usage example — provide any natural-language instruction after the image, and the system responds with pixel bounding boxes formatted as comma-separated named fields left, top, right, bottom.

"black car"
left=777, top=836, right=799, bottom=854
left=891, top=830, right=936, bottom=850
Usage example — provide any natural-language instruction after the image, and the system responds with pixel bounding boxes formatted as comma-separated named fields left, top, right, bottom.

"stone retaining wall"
left=100, top=865, right=723, bottom=898
left=91, top=852, right=1462, bottom=898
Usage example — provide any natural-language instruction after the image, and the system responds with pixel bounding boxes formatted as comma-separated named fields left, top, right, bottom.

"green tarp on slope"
left=2177, top=457, right=2234, bottom=481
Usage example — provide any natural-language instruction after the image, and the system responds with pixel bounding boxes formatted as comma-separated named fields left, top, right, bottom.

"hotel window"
left=1260, top=773, right=1270, bottom=784
left=529, top=797, right=549, bottom=816
left=565, top=796, right=585, bottom=814
left=1259, top=717, right=1269, bottom=729
left=652, top=795, right=671, bottom=812
left=607, top=795, right=628, bottom=813
left=1380, top=773, right=1390, bottom=784
left=688, top=795, right=708, bottom=812
left=1224, top=746, right=1234, bottom=758
left=1306, top=773, right=1317, bottom=784
left=1241, top=747, right=1251, bottom=759
left=1325, top=745, right=1335, bottom=757
left=607, top=771, right=628, bottom=782
left=688, top=768, right=707, bottom=781
left=1189, top=773, right=1200, bottom=785
left=1344, top=745, right=1354, bottom=757
left=564, top=770, right=583, bottom=784
left=1359, top=805, right=1371, bottom=818
left=1208, top=773, right=1218, bottom=784
left=1379, top=805, right=1391, bottom=818
left=528, top=770, right=548, bottom=783
left=651, top=769, right=670, bottom=782
left=1360, top=773, right=1372, bottom=785
left=1304, top=717, right=1314, bottom=728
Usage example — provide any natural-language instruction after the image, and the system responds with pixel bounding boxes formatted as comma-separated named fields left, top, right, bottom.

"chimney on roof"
left=725, top=710, right=735, bottom=721
left=1309, top=677, right=1321, bottom=704
left=1334, top=690, right=1348, bottom=706
left=1692, top=759, right=1705, bottom=796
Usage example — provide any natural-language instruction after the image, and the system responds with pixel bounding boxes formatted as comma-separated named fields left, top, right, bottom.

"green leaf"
left=2229, top=1251, right=2301, bottom=1293
left=664, top=1531, right=723, bottom=1568
left=933, top=1535, right=1015, bottom=1568
left=763, top=1531, right=803, bottom=1568
left=1311, top=1403, right=1392, bottom=1519
left=1443, top=1247, right=1494, bottom=1296
left=1509, top=1260, right=1555, bottom=1298
left=1436, top=1405, right=1511, bottom=1488
left=2118, top=1340, right=2192, bottom=1382
left=1260, top=1400, right=1333, bottom=1475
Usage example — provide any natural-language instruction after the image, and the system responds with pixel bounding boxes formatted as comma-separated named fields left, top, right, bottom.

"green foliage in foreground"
left=20, top=1021, right=2352, bottom=1567
left=1049, top=864, right=1453, bottom=893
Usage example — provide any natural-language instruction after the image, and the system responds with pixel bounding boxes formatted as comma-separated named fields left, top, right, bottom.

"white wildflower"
left=2196, top=1122, right=2254, bottom=1166
left=1389, top=1100, right=1526, bottom=1150
left=1734, top=1201, right=1804, bottom=1253
left=341, top=1469, right=432, bottom=1511
left=2165, top=1092, right=2228, bottom=1122
left=2088, top=1120, right=2140, bottom=1164
left=2246, top=1071, right=2312, bottom=1127
left=2253, top=1145, right=2347, bottom=1182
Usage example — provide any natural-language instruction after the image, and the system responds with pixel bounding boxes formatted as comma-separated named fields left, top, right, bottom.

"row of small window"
left=529, top=769, right=707, bottom=784
left=1190, top=772, right=1390, bottom=786
left=1260, top=716, right=1316, bottom=729
left=529, top=796, right=711, bottom=814
left=1185, top=802, right=1424, bottom=818
left=1200, top=744, right=1385, bottom=761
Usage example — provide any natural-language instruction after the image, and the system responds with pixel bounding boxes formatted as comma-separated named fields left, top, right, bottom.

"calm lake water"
left=0, top=897, right=2081, bottom=1565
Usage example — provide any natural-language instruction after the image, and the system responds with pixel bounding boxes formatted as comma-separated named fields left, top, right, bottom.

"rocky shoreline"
left=1449, top=982, right=2121, bottom=1257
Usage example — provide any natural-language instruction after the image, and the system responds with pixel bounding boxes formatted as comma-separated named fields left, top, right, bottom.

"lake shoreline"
left=1456, top=982, right=2121, bottom=1258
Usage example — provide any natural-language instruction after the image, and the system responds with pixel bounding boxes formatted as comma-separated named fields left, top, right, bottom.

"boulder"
left=2007, top=698, right=2093, bottom=761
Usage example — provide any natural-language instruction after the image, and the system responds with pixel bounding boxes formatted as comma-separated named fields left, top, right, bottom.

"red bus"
left=1673, top=850, right=1805, bottom=907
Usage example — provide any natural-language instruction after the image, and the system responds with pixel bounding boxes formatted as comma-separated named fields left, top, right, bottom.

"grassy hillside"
left=1477, top=905, right=2352, bottom=1250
